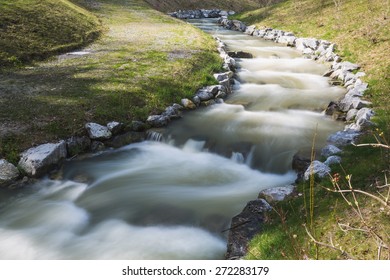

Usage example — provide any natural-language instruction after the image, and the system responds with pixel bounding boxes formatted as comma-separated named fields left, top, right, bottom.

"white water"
left=0, top=19, right=345, bottom=259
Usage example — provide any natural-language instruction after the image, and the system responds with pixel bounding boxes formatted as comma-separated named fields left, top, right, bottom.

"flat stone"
left=259, top=185, right=296, bottom=203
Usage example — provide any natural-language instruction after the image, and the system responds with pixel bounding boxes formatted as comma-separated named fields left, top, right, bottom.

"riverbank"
left=0, top=0, right=221, bottom=163
left=230, top=0, right=390, bottom=260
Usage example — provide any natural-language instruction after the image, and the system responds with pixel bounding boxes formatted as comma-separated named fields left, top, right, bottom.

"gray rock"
left=192, top=96, right=201, bottom=106
left=341, top=61, right=360, bottom=72
left=259, top=185, right=295, bottom=203
left=196, top=89, right=214, bottom=101
left=321, top=145, right=342, bottom=157
left=277, top=35, right=296, bottom=46
left=328, top=130, right=360, bottom=146
left=91, top=141, right=105, bottom=152
left=85, top=123, right=112, bottom=140
left=66, top=136, right=91, bottom=157
left=131, top=120, right=147, bottom=132
left=244, top=25, right=257, bottom=35
left=226, top=199, right=271, bottom=259
left=324, top=156, right=342, bottom=166
left=231, top=20, right=246, bottom=32
left=162, top=104, right=183, bottom=120
left=146, top=115, right=169, bottom=128
left=107, top=121, right=124, bottom=135
left=356, top=107, right=374, bottom=121
left=18, top=141, right=67, bottom=177
left=214, top=71, right=233, bottom=82
left=104, top=132, right=145, bottom=148
left=304, top=160, right=331, bottom=180
left=181, top=98, right=197, bottom=109
left=346, top=109, right=359, bottom=121
left=0, top=159, right=20, bottom=186
left=227, top=51, right=254, bottom=58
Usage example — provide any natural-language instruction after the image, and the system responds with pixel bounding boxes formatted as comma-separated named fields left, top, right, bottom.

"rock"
left=181, top=98, right=197, bottom=109
left=0, top=159, right=20, bottom=186
left=18, top=141, right=67, bottom=177
left=259, top=185, right=296, bottom=203
left=226, top=199, right=271, bottom=259
left=276, top=35, right=296, bottom=46
left=324, top=156, right=342, bottom=166
left=321, top=145, right=342, bottom=157
left=162, top=104, right=183, bottom=120
left=244, top=25, right=257, bottom=35
left=214, top=71, right=233, bottom=82
left=303, top=160, right=331, bottom=181
left=231, top=20, right=246, bottom=32
left=325, top=102, right=345, bottom=120
left=338, top=96, right=371, bottom=112
left=292, top=154, right=311, bottom=181
left=328, top=130, right=360, bottom=146
left=85, top=123, right=112, bottom=140
left=341, top=61, right=360, bottom=72
left=107, top=121, right=124, bottom=135
left=91, top=141, right=105, bottom=152
left=227, top=51, right=254, bottom=59
left=346, top=109, right=359, bottom=121
left=146, top=115, right=170, bottom=128
left=356, top=107, right=374, bottom=122
left=192, top=96, right=201, bottom=106
left=104, top=132, right=145, bottom=148
left=66, top=136, right=91, bottom=157
left=131, top=120, right=148, bottom=132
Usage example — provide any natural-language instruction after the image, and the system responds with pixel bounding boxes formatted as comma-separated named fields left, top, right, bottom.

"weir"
left=0, top=19, right=345, bottom=259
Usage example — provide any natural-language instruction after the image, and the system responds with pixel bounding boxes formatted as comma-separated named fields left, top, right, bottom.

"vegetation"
left=0, top=0, right=102, bottom=66
left=0, top=0, right=222, bottom=161
left=144, top=0, right=284, bottom=13
left=234, top=0, right=390, bottom=259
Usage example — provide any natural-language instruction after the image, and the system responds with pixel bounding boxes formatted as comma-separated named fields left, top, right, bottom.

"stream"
left=0, top=19, right=345, bottom=259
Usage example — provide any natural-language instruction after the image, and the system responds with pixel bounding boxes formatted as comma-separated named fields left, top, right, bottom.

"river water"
left=0, top=19, right=345, bottom=259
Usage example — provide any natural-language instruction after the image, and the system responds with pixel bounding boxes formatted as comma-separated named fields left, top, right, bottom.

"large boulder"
left=0, top=159, right=20, bottom=186
left=226, top=199, right=271, bottom=259
left=18, top=141, right=67, bottom=177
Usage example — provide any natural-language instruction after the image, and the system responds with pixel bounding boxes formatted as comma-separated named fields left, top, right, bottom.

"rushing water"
left=0, top=19, right=345, bottom=259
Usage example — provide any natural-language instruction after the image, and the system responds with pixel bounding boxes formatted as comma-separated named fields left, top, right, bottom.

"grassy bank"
left=143, top=0, right=284, bottom=13
left=0, top=0, right=222, bottom=163
left=233, top=0, right=390, bottom=259
left=0, top=0, right=102, bottom=66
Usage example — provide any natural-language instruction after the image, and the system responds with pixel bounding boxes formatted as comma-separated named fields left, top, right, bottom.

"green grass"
left=144, top=0, right=284, bottom=13
left=0, top=0, right=223, bottom=156
left=235, top=0, right=390, bottom=259
left=0, top=0, right=102, bottom=66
